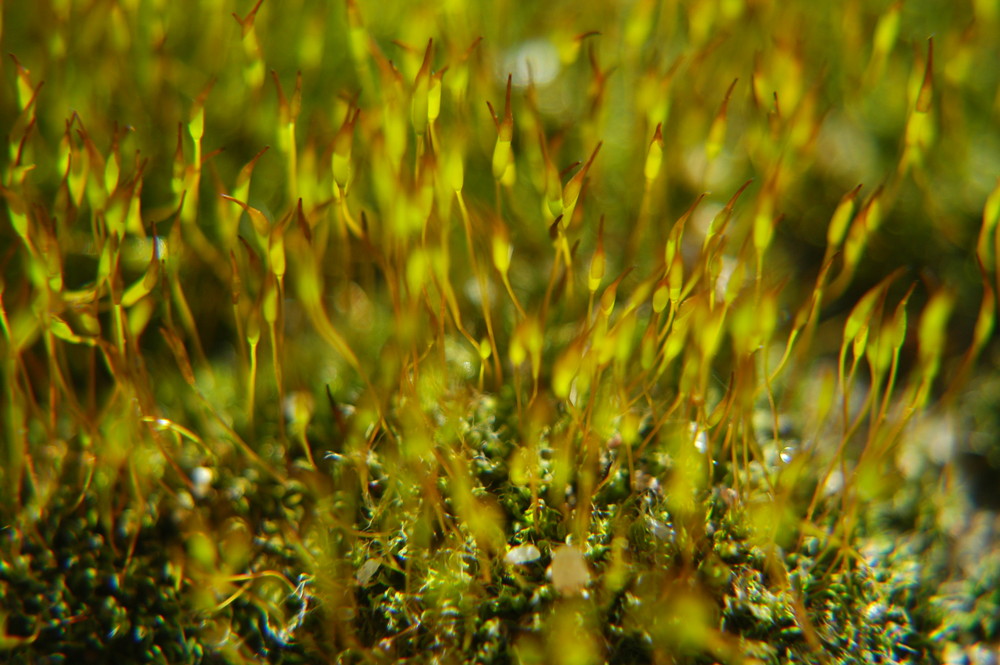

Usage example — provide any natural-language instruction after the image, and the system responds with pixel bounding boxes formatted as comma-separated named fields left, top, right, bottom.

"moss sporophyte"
left=2, top=1, right=1000, bottom=663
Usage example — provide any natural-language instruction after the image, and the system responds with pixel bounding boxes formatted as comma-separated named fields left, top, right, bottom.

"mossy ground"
left=2, top=1, right=1000, bottom=663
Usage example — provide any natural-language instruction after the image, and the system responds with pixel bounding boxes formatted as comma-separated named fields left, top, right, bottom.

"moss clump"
left=3, top=1, right=1000, bottom=663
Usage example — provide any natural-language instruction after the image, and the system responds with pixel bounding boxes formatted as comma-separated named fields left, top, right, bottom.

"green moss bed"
left=2, top=1, right=1000, bottom=663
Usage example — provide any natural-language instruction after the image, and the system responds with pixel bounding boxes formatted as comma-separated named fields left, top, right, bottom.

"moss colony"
left=2, top=1, right=1000, bottom=663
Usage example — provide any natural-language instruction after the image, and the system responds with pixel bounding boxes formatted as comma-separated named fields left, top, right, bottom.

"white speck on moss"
left=191, top=466, right=213, bottom=499
left=547, top=544, right=590, bottom=596
left=498, top=39, right=561, bottom=88
left=505, top=544, right=541, bottom=565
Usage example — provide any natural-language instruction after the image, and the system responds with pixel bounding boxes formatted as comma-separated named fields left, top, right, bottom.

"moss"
left=3, top=0, right=1000, bottom=663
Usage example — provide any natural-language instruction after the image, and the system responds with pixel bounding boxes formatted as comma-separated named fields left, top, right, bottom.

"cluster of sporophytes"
left=3, top=0, right=1000, bottom=663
